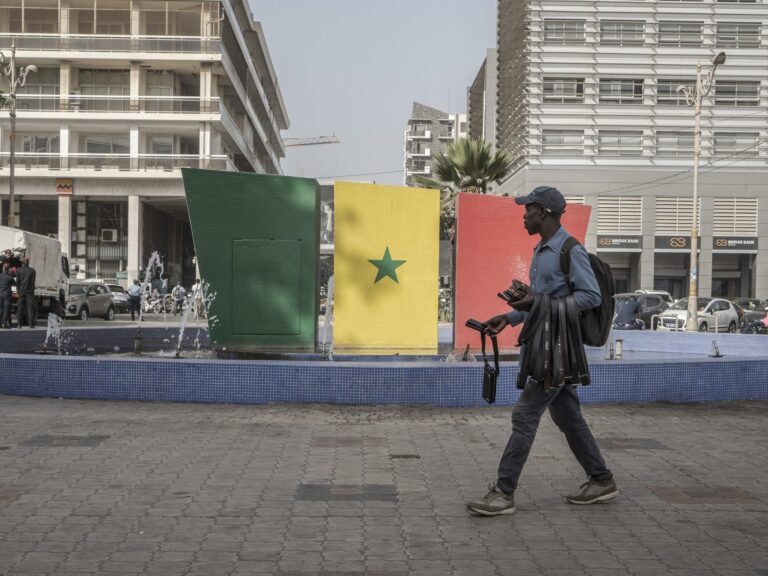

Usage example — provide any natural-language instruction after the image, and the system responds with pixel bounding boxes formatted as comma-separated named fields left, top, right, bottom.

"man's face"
left=523, top=203, right=547, bottom=236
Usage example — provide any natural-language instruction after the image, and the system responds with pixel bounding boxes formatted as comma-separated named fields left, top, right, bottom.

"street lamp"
left=0, top=40, right=37, bottom=228
left=676, top=51, right=726, bottom=332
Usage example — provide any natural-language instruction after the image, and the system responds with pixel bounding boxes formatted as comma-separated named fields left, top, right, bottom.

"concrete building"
left=496, top=0, right=768, bottom=299
left=403, top=102, right=467, bottom=187
left=467, top=48, right=497, bottom=150
left=0, top=0, right=288, bottom=286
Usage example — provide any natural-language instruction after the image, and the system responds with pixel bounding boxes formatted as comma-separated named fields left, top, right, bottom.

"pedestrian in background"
left=172, top=282, right=186, bottom=315
left=191, top=278, right=203, bottom=318
left=16, top=257, right=36, bottom=328
left=127, top=279, right=142, bottom=321
left=0, top=263, right=15, bottom=329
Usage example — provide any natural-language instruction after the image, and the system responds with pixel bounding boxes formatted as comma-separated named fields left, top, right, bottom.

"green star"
left=368, top=246, right=406, bottom=284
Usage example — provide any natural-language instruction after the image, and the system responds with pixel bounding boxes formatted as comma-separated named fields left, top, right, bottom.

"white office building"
left=496, top=0, right=768, bottom=299
left=0, top=0, right=288, bottom=286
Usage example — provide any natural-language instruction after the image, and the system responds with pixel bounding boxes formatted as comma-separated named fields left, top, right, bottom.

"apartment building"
left=0, top=0, right=288, bottom=286
left=496, top=0, right=768, bottom=299
left=403, top=102, right=467, bottom=187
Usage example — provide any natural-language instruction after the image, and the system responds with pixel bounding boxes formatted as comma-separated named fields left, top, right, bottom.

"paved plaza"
left=0, top=395, right=766, bottom=576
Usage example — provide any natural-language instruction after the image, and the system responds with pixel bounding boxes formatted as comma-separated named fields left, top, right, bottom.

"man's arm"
left=567, top=245, right=601, bottom=311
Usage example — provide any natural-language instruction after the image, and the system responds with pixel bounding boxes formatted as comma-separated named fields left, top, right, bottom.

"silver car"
left=106, top=284, right=129, bottom=313
left=65, top=283, right=116, bottom=321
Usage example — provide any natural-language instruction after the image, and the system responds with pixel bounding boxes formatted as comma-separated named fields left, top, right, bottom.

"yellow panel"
left=333, top=181, right=440, bottom=351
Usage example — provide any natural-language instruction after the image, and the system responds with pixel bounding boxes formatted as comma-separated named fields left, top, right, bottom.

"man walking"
left=0, top=263, right=15, bottom=329
left=16, top=257, right=36, bottom=328
left=466, top=186, right=618, bottom=516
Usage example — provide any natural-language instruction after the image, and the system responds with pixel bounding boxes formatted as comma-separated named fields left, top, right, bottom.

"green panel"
left=232, top=239, right=301, bottom=336
left=181, top=169, right=318, bottom=351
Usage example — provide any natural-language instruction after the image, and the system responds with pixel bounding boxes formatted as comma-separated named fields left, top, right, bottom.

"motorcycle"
left=740, top=320, right=768, bottom=335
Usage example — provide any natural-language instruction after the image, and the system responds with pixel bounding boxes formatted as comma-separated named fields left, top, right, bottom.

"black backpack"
left=560, top=236, right=615, bottom=347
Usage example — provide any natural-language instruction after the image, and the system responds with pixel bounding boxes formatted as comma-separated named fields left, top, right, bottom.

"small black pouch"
left=481, top=330, right=499, bottom=405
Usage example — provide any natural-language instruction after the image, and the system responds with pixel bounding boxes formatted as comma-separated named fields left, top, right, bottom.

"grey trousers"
left=497, top=380, right=612, bottom=496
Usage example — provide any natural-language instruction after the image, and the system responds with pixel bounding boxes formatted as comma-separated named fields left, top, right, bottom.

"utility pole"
left=676, top=52, right=726, bottom=332
left=0, top=40, right=37, bottom=228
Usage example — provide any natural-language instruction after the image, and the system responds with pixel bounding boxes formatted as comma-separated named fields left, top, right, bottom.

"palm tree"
left=415, top=137, right=513, bottom=197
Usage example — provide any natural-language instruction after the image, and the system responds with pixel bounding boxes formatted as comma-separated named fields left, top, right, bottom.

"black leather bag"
left=481, top=330, right=499, bottom=405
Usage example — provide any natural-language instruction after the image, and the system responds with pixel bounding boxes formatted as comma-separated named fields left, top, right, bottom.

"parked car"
left=613, top=293, right=669, bottom=330
left=656, top=297, right=739, bottom=333
left=106, top=284, right=129, bottom=313
left=634, top=289, right=674, bottom=305
left=65, top=282, right=116, bottom=321
left=737, top=299, right=768, bottom=328
left=732, top=297, right=762, bottom=311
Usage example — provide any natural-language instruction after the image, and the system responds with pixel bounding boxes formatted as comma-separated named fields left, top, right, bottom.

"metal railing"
left=0, top=33, right=221, bottom=54
left=0, top=153, right=235, bottom=172
left=15, top=94, right=221, bottom=114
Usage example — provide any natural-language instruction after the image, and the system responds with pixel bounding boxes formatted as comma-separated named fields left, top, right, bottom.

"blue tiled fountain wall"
left=1, top=352, right=766, bottom=406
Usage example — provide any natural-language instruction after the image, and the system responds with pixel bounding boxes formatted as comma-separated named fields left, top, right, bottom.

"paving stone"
left=0, top=396, right=765, bottom=576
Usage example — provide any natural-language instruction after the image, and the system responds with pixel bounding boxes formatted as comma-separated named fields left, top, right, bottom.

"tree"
left=415, top=137, right=513, bottom=197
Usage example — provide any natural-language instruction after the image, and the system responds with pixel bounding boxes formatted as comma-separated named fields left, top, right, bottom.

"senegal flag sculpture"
left=333, top=181, right=440, bottom=352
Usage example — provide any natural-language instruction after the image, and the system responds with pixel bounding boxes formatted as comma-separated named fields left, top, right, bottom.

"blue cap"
left=514, top=186, right=566, bottom=214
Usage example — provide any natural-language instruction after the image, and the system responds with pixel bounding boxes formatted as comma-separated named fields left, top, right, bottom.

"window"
left=715, top=81, right=760, bottom=106
left=658, top=22, right=703, bottom=47
left=599, top=79, right=644, bottom=104
left=716, top=23, right=761, bottom=48
left=598, top=131, right=643, bottom=156
left=717, top=0, right=756, bottom=3
left=657, top=79, right=695, bottom=106
left=543, top=20, right=586, bottom=44
left=713, top=198, right=758, bottom=236
left=597, top=196, right=643, bottom=234
left=542, top=78, right=585, bottom=103
left=541, top=130, right=584, bottom=155
left=655, top=197, right=700, bottom=235
left=600, top=21, right=644, bottom=46
left=79, top=70, right=130, bottom=96
left=656, top=131, right=695, bottom=157
left=84, top=135, right=130, bottom=155
left=713, top=132, right=760, bottom=158
left=20, top=134, right=60, bottom=154
left=149, top=137, right=173, bottom=155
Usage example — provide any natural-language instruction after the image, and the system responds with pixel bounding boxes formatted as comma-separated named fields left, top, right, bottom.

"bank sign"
left=596, top=235, right=642, bottom=251
left=654, top=236, right=698, bottom=251
left=712, top=236, right=758, bottom=253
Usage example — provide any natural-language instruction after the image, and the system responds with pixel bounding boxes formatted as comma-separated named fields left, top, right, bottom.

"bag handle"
left=481, top=330, right=500, bottom=374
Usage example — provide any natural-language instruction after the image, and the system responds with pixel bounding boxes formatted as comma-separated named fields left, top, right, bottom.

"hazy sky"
left=254, top=1, right=497, bottom=185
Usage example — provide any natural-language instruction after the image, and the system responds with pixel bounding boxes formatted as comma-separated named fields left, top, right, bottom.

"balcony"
left=0, top=153, right=235, bottom=173
left=0, top=33, right=221, bottom=54
left=15, top=94, right=221, bottom=114
left=407, top=130, right=431, bottom=140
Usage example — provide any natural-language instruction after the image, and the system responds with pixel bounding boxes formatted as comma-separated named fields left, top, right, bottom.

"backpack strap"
left=559, top=235, right=580, bottom=291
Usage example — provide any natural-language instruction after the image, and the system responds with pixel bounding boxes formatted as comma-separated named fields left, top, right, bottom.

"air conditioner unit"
left=101, top=228, right=118, bottom=243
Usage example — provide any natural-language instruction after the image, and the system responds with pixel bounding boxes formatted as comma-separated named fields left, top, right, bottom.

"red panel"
left=454, top=193, right=591, bottom=351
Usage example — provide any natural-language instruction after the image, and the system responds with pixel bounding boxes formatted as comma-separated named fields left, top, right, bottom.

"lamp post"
left=676, top=51, right=726, bottom=332
left=0, top=40, right=37, bottom=228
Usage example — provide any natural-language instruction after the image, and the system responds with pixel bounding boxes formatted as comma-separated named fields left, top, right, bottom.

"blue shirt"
left=506, top=226, right=601, bottom=326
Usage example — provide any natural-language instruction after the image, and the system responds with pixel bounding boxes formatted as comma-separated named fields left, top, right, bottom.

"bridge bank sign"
left=596, top=235, right=642, bottom=251
left=712, top=236, right=758, bottom=253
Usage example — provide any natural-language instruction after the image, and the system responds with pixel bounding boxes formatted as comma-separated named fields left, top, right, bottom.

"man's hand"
left=504, top=279, right=534, bottom=312
left=483, top=314, right=510, bottom=335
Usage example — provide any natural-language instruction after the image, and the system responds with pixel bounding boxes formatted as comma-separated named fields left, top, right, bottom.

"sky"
left=254, top=0, right=497, bottom=185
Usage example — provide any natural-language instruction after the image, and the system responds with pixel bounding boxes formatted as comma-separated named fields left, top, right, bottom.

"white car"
left=656, top=297, right=739, bottom=333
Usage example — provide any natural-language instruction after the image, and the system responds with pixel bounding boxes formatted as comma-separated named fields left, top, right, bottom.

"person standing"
left=0, top=263, right=15, bottom=329
left=15, top=257, right=37, bottom=328
left=127, top=279, right=143, bottom=321
left=191, top=278, right=203, bottom=319
left=466, top=186, right=618, bottom=516
left=172, top=281, right=186, bottom=315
